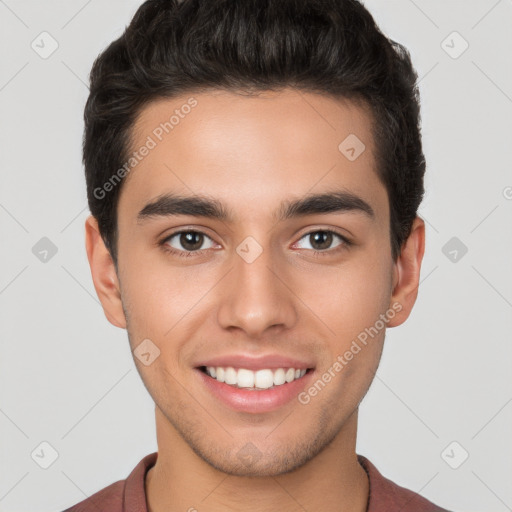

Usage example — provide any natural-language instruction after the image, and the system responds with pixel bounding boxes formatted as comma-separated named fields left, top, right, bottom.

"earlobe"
left=387, top=216, right=425, bottom=328
left=84, top=215, right=127, bottom=329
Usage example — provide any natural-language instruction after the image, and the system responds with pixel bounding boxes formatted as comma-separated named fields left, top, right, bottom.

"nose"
left=216, top=243, right=298, bottom=338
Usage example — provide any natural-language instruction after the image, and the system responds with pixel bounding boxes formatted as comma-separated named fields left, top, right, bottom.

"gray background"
left=1, top=1, right=511, bottom=511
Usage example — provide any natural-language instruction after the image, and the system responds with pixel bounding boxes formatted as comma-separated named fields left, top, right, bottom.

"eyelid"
left=294, top=226, right=351, bottom=243
left=160, top=228, right=218, bottom=250
left=160, top=225, right=217, bottom=241
left=291, top=229, right=351, bottom=252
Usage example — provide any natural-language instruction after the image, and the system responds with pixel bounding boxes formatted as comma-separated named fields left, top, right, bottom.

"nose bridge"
left=216, top=237, right=297, bottom=336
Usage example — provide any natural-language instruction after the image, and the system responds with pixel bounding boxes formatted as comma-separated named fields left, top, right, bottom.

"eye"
left=162, top=230, right=216, bottom=254
left=294, top=230, right=350, bottom=253
left=159, top=228, right=351, bottom=259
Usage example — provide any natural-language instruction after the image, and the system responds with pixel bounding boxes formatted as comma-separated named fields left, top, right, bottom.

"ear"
left=387, top=216, right=425, bottom=327
left=85, top=215, right=127, bottom=329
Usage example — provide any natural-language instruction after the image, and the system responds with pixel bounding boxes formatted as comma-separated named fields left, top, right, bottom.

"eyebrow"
left=137, top=190, right=375, bottom=224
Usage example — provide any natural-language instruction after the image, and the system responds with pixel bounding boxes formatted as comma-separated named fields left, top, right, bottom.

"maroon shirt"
left=63, top=452, right=451, bottom=511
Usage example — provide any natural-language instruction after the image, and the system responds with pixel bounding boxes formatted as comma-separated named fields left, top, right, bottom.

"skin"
left=85, top=88, right=425, bottom=512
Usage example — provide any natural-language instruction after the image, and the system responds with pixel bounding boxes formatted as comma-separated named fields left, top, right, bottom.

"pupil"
left=181, top=232, right=203, bottom=251
left=311, top=231, right=332, bottom=250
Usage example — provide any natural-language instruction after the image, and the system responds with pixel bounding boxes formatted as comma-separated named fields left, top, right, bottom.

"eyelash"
left=159, top=229, right=353, bottom=259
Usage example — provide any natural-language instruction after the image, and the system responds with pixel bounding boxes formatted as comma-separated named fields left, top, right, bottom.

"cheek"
left=293, top=252, right=392, bottom=340
left=118, top=254, right=218, bottom=349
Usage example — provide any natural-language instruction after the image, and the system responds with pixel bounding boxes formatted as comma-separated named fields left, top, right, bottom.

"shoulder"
left=357, top=454, right=452, bottom=512
left=61, top=452, right=158, bottom=512
left=62, top=480, right=125, bottom=512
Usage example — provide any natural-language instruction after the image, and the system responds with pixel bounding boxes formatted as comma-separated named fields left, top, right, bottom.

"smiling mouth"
left=199, top=366, right=312, bottom=390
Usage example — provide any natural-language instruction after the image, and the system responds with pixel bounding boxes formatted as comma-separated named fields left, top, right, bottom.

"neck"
left=145, top=407, right=369, bottom=512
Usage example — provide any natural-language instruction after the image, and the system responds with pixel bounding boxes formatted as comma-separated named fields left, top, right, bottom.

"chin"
left=186, top=425, right=338, bottom=478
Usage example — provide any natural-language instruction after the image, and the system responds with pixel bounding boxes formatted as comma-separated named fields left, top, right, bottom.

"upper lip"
left=195, top=354, right=315, bottom=371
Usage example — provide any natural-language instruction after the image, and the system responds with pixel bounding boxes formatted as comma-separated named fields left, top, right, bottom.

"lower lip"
left=196, top=368, right=314, bottom=413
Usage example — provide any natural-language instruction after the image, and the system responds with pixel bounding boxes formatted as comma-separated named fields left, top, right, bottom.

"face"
left=86, top=88, right=424, bottom=477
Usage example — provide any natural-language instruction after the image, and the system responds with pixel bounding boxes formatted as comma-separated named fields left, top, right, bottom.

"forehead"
left=119, top=88, right=387, bottom=222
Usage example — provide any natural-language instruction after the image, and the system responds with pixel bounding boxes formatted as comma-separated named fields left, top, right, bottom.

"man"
left=65, top=0, right=452, bottom=510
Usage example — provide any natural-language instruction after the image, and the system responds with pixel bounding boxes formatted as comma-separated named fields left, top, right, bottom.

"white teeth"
left=237, top=368, right=255, bottom=388
left=204, top=366, right=308, bottom=389
left=224, top=367, right=237, bottom=385
left=255, top=369, right=274, bottom=388
left=273, top=368, right=286, bottom=385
